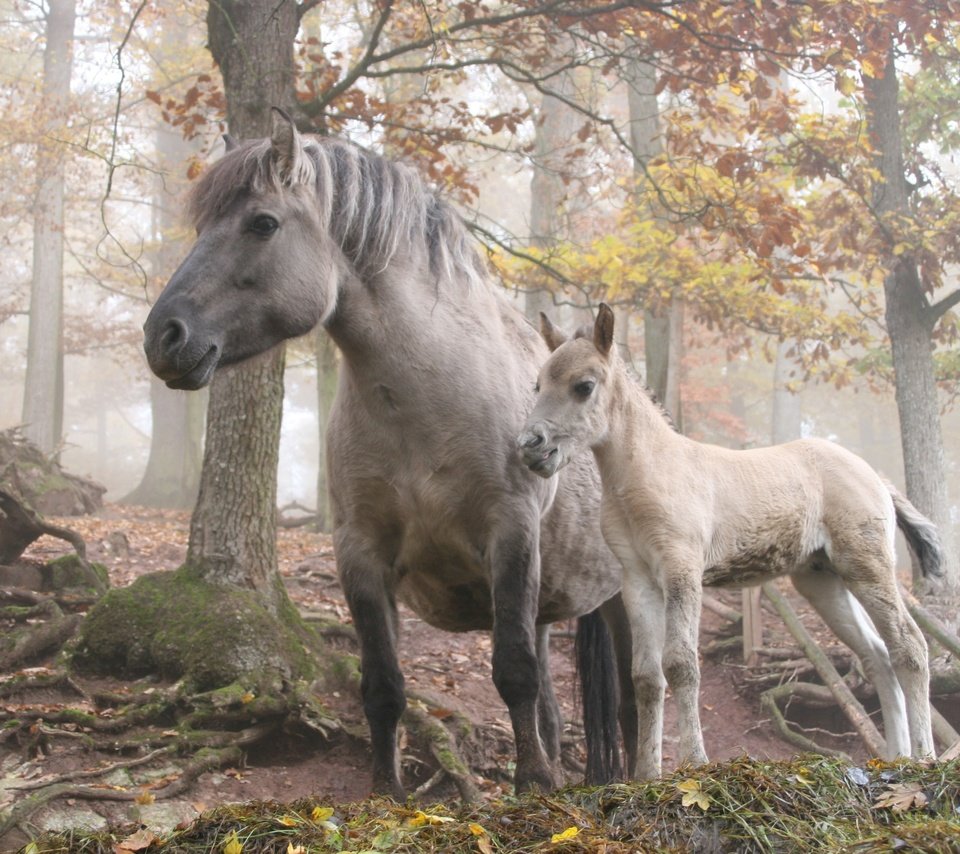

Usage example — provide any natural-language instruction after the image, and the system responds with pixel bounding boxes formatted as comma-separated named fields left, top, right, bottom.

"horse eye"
left=534, top=382, right=540, bottom=394
left=574, top=379, right=595, bottom=399
left=249, top=214, right=279, bottom=236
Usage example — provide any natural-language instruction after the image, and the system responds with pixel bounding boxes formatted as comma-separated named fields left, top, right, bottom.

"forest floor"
left=0, top=504, right=912, bottom=849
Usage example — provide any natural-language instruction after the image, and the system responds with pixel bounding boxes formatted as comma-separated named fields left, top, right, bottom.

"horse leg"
left=619, top=563, right=666, bottom=779
left=536, top=623, right=562, bottom=765
left=600, top=594, right=637, bottom=777
left=660, top=564, right=708, bottom=768
left=790, top=566, right=910, bottom=757
left=490, top=526, right=557, bottom=792
left=336, top=534, right=407, bottom=798
left=842, top=572, right=934, bottom=758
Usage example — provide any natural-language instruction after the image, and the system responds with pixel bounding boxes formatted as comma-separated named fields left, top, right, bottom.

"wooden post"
left=742, top=586, right=763, bottom=665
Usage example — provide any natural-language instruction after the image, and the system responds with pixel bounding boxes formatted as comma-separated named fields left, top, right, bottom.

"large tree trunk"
left=186, top=0, right=301, bottom=616
left=21, top=0, right=76, bottom=457
left=863, top=46, right=958, bottom=591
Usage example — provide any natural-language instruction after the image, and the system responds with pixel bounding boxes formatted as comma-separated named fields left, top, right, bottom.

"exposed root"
left=0, top=599, right=81, bottom=670
left=759, top=681, right=853, bottom=760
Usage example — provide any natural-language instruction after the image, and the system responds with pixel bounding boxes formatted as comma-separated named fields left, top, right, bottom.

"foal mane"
left=189, top=136, right=488, bottom=290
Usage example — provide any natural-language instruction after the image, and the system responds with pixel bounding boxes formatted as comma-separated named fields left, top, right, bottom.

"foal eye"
left=533, top=382, right=540, bottom=394
left=249, top=214, right=279, bottom=236
left=573, top=379, right=595, bottom=398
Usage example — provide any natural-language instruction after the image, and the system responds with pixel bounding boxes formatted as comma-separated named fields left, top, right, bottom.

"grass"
left=25, top=756, right=960, bottom=853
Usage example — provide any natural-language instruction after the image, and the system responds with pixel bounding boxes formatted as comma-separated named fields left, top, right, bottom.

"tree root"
left=759, top=682, right=853, bottom=761
left=0, top=599, right=80, bottom=670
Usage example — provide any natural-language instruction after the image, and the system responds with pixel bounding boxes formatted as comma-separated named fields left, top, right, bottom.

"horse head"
left=143, top=109, right=340, bottom=389
left=518, top=303, right=617, bottom=477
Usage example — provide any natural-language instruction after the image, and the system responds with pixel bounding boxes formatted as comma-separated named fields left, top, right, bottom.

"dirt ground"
left=1, top=504, right=883, bottom=845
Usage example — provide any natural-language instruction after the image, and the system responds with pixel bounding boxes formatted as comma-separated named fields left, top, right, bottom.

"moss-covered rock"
left=45, top=554, right=109, bottom=594
left=70, top=565, right=318, bottom=694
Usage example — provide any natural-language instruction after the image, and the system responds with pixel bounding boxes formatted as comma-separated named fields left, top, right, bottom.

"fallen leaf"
left=286, top=845, right=305, bottom=854
left=551, top=826, right=580, bottom=843
left=311, top=805, right=334, bottom=822
left=677, top=778, right=711, bottom=811
left=113, top=828, right=156, bottom=853
left=223, top=829, right=243, bottom=854
left=874, top=781, right=928, bottom=813
left=277, top=815, right=299, bottom=827
left=135, top=789, right=155, bottom=805
left=408, top=809, right=455, bottom=827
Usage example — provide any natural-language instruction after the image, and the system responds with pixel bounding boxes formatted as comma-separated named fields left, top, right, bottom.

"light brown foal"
left=519, top=303, right=939, bottom=778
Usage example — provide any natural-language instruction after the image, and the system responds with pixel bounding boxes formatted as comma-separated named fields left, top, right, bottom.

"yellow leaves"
left=311, top=805, right=334, bottom=822
left=408, top=809, right=456, bottom=827
left=550, top=825, right=581, bottom=843
left=134, top=788, right=155, bottom=805
left=836, top=73, right=858, bottom=97
left=286, top=845, right=305, bottom=854
left=222, top=830, right=243, bottom=854
left=470, top=822, right=494, bottom=853
left=276, top=815, right=299, bottom=827
left=874, top=781, right=928, bottom=813
left=677, top=778, right=711, bottom=811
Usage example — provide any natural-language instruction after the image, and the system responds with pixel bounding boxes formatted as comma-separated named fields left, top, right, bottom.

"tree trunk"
left=526, top=33, right=581, bottom=322
left=124, top=112, right=205, bottom=509
left=625, top=49, right=683, bottom=425
left=21, top=0, right=76, bottom=457
left=186, top=0, right=302, bottom=616
left=863, top=45, right=958, bottom=591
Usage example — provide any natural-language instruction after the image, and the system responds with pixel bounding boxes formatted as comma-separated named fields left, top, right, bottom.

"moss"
left=45, top=554, right=109, bottom=592
left=70, top=565, right=319, bottom=693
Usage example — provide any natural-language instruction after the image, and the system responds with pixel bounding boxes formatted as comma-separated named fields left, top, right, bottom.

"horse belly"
left=702, top=537, right=808, bottom=588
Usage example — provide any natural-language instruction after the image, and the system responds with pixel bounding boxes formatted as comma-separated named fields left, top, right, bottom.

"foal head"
left=143, top=109, right=340, bottom=389
left=518, top=303, right=617, bottom=478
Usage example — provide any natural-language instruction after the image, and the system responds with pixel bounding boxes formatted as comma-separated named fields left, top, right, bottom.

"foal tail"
left=888, top=483, right=944, bottom=578
left=576, top=609, right=622, bottom=784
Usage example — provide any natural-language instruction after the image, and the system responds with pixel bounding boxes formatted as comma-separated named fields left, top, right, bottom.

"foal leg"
left=618, top=563, right=666, bottom=779
left=791, top=566, right=910, bottom=757
left=490, top=525, right=558, bottom=792
left=660, top=562, right=708, bottom=768
left=536, top=623, right=562, bottom=765
left=843, top=571, right=934, bottom=758
left=335, top=531, right=407, bottom=798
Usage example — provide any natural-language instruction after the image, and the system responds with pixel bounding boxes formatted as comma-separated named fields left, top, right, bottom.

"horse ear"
left=594, top=303, right=615, bottom=357
left=539, top=312, right=568, bottom=352
left=223, top=133, right=239, bottom=153
left=270, top=106, right=312, bottom=185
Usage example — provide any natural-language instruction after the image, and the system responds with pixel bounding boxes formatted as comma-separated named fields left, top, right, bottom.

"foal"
left=519, top=303, right=939, bottom=778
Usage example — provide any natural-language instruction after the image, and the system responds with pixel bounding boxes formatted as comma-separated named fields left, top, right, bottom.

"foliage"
left=28, top=756, right=960, bottom=853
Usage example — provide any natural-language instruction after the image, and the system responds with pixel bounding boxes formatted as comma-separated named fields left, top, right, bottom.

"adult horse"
left=519, top=304, right=939, bottom=779
left=143, top=110, right=631, bottom=797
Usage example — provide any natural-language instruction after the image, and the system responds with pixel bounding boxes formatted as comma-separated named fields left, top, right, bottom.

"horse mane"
left=189, top=136, right=488, bottom=289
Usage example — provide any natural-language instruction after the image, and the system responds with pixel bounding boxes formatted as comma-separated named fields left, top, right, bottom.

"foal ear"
left=270, top=106, right=313, bottom=186
left=594, top=303, right=615, bottom=358
left=539, top=312, right=568, bottom=352
left=222, top=133, right=239, bottom=153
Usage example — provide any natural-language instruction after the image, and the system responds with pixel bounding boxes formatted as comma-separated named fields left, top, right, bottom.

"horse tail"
left=576, top=608, right=622, bottom=784
left=888, top=483, right=944, bottom=578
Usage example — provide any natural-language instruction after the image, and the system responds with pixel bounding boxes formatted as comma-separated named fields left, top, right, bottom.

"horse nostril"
left=160, top=318, right=188, bottom=354
left=520, top=429, right=546, bottom=450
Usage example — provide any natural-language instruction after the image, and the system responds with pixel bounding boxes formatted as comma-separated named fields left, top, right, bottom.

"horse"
left=142, top=110, right=635, bottom=797
left=518, top=303, right=940, bottom=779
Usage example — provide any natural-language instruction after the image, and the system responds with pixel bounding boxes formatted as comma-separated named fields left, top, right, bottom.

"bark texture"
left=22, top=0, right=76, bottom=456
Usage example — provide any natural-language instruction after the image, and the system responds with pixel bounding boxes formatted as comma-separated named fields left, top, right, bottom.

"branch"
left=761, top=582, right=887, bottom=757
left=928, top=287, right=960, bottom=323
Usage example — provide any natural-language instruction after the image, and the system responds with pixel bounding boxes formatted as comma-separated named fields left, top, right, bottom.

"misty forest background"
left=2, top=0, right=960, bottom=594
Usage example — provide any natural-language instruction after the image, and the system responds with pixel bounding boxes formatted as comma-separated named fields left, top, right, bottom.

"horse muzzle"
left=143, top=311, right=222, bottom=390
left=517, top=426, right=562, bottom=478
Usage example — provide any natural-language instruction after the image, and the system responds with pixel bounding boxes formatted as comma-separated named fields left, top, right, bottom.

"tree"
left=863, top=40, right=957, bottom=590
left=21, top=0, right=76, bottom=456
